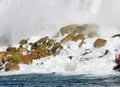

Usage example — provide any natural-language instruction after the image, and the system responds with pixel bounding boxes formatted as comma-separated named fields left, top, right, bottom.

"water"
left=0, top=0, right=120, bottom=87
left=0, top=74, right=120, bottom=87
left=0, top=0, right=120, bottom=44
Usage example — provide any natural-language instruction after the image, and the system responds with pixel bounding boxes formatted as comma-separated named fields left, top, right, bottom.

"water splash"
left=0, top=0, right=120, bottom=44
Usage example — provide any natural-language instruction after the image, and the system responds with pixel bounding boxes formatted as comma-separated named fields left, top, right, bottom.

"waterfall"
left=0, top=0, right=120, bottom=45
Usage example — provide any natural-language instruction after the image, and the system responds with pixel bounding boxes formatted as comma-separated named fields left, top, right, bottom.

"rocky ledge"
left=0, top=23, right=117, bottom=72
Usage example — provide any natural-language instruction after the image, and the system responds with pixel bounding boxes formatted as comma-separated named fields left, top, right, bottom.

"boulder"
left=7, top=47, right=16, bottom=51
left=51, top=42, right=62, bottom=55
left=112, top=34, right=120, bottom=38
left=2, top=56, right=9, bottom=63
left=5, top=61, right=19, bottom=71
left=93, top=38, right=107, bottom=48
left=37, top=43, right=47, bottom=51
left=60, top=24, right=82, bottom=36
left=72, top=34, right=85, bottom=42
left=80, top=23, right=99, bottom=37
left=113, top=64, right=120, bottom=70
left=19, top=39, right=28, bottom=45
left=47, top=39, right=55, bottom=46
left=10, top=52, right=23, bottom=63
left=60, top=34, right=75, bottom=44
left=0, top=52, right=5, bottom=61
left=31, top=36, right=49, bottom=50
left=0, top=62, right=3, bottom=67
left=22, top=54, right=33, bottom=64
left=18, top=47, right=28, bottom=53
left=55, top=23, right=99, bottom=37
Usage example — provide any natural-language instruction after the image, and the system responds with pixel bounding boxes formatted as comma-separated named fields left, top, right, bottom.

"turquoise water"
left=0, top=74, right=120, bottom=87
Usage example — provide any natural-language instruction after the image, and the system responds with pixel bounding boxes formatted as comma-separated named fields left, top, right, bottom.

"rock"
left=10, top=52, right=23, bottom=63
left=22, top=54, right=33, bottom=64
left=112, top=34, right=120, bottom=38
left=0, top=52, right=5, bottom=61
left=113, top=64, right=120, bottom=70
left=37, top=43, right=47, bottom=51
left=72, top=34, right=85, bottom=42
left=80, top=23, right=99, bottom=37
left=47, top=39, right=55, bottom=46
left=60, top=34, right=75, bottom=44
left=36, top=36, right=49, bottom=45
left=93, top=38, right=107, bottom=48
left=5, top=61, right=19, bottom=71
left=0, top=62, right=3, bottom=67
left=51, top=42, right=62, bottom=55
left=55, top=23, right=99, bottom=37
left=79, top=39, right=85, bottom=48
left=19, top=39, right=28, bottom=45
left=60, top=24, right=82, bottom=36
left=88, top=31, right=98, bottom=38
left=7, top=47, right=16, bottom=51
left=31, top=36, right=49, bottom=50
left=2, top=56, right=9, bottom=63
left=17, top=46, right=28, bottom=53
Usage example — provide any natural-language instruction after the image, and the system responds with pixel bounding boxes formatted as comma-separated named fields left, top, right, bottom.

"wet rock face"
left=57, top=23, right=99, bottom=37
left=93, top=38, right=107, bottom=48
left=5, top=61, right=19, bottom=71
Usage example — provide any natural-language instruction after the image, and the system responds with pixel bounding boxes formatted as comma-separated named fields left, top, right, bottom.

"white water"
left=0, top=0, right=120, bottom=76
left=0, top=0, right=120, bottom=45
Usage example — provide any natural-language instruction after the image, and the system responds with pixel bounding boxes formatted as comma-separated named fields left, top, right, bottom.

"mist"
left=0, top=0, right=120, bottom=46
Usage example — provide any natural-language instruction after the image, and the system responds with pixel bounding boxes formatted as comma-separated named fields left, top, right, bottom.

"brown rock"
left=47, top=39, right=55, bottom=46
left=18, top=46, right=28, bottom=53
left=93, top=38, right=107, bottom=48
left=7, top=47, right=16, bottom=51
left=10, top=52, right=23, bottom=63
left=60, top=24, right=82, bottom=36
left=88, top=31, right=98, bottom=38
left=60, top=34, right=75, bottom=44
left=19, top=39, right=28, bottom=45
left=55, top=23, right=99, bottom=37
left=2, top=56, right=9, bottom=63
left=5, top=61, right=19, bottom=71
left=0, top=52, right=5, bottom=60
left=51, top=42, right=62, bottom=54
left=72, top=34, right=85, bottom=42
left=22, top=54, right=33, bottom=64
left=0, top=62, right=3, bottom=67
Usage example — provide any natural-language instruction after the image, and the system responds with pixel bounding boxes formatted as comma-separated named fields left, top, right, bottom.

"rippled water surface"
left=0, top=74, right=120, bottom=87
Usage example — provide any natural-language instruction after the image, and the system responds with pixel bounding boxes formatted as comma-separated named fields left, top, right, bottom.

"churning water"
left=0, top=0, right=120, bottom=87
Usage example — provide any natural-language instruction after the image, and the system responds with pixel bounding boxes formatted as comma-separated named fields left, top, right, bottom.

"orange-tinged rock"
left=0, top=62, right=3, bottom=67
left=60, top=34, right=75, bottom=44
left=7, top=47, right=16, bottom=51
left=72, top=34, right=85, bottom=42
left=5, top=61, right=19, bottom=71
left=47, top=39, right=55, bottom=46
left=19, top=39, right=28, bottom=45
left=22, top=54, right=33, bottom=64
left=93, top=38, right=107, bottom=48
left=0, top=52, right=5, bottom=60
